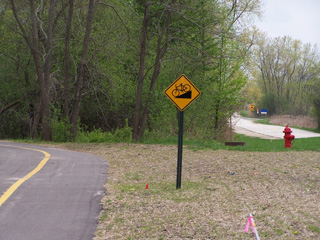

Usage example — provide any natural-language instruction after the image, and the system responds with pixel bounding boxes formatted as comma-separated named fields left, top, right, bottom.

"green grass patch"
left=8, top=125, right=320, bottom=152
left=100, top=213, right=108, bottom=221
left=255, top=119, right=271, bottom=125
left=308, top=225, right=320, bottom=233
left=185, top=134, right=320, bottom=152
left=10, top=133, right=320, bottom=152
left=275, top=228, right=284, bottom=235
left=117, top=183, right=143, bottom=193
left=240, top=110, right=249, bottom=117
left=141, top=129, right=320, bottom=151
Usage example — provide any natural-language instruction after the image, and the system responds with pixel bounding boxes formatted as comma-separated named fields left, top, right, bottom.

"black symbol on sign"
left=172, top=83, right=191, bottom=98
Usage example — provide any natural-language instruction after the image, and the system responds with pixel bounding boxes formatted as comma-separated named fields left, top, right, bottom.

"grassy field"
left=60, top=136, right=320, bottom=240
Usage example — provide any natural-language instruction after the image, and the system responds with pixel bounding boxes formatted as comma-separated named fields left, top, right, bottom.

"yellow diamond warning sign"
left=164, top=74, right=201, bottom=111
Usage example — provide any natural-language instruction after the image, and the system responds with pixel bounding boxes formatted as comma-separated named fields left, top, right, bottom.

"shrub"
left=113, top=119, right=132, bottom=142
left=240, top=110, right=248, bottom=117
left=75, top=119, right=132, bottom=143
left=76, top=128, right=113, bottom=143
left=50, top=107, right=72, bottom=142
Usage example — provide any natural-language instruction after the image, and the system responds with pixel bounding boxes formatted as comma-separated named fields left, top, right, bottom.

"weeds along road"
left=0, top=142, right=107, bottom=240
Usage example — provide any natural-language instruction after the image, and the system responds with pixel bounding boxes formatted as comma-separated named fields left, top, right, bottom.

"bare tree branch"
left=0, top=97, right=23, bottom=116
left=0, top=51, right=18, bottom=62
left=106, top=0, right=142, bottom=20
left=98, top=1, right=129, bottom=32
left=10, top=0, right=32, bottom=50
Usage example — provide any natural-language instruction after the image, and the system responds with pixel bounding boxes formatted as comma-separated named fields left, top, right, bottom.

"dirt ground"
left=270, top=115, right=318, bottom=129
left=245, top=112, right=318, bottom=129
left=64, top=143, right=320, bottom=240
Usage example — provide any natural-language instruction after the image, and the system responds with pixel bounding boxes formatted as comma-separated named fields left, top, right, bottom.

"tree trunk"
left=70, top=0, right=96, bottom=139
left=138, top=1, right=174, bottom=139
left=214, top=101, right=221, bottom=131
left=41, top=0, right=55, bottom=141
left=29, top=0, right=51, bottom=140
left=31, top=102, right=42, bottom=139
left=132, top=0, right=150, bottom=142
left=10, top=0, right=53, bottom=140
left=64, top=0, right=74, bottom=117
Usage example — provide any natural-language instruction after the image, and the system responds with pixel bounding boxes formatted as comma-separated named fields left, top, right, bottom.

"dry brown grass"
left=270, top=115, right=318, bottom=129
left=63, top=143, right=320, bottom=240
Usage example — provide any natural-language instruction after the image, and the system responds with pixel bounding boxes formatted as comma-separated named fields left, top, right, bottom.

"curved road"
left=233, top=116, right=320, bottom=139
left=0, top=142, right=107, bottom=240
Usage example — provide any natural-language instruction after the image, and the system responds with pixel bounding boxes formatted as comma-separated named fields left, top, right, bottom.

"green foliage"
left=253, top=35, right=320, bottom=115
left=0, top=0, right=262, bottom=141
left=0, top=104, right=30, bottom=139
left=76, top=128, right=112, bottom=143
left=113, top=119, right=132, bottom=142
left=311, top=83, right=320, bottom=129
left=50, top=107, right=72, bottom=142
left=258, top=93, right=277, bottom=115
left=312, top=104, right=320, bottom=129
left=76, top=119, right=132, bottom=143
left=240, top=111, right=248, bottom=117
left=189, top=34, right=247, bottom=139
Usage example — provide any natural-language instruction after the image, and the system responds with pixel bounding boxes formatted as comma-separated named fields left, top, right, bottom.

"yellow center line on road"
left=0, top=145, right=51, bottom=207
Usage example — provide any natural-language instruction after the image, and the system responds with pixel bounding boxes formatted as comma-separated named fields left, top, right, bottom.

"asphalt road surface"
left=233, top=116, right=320, bottom=139
left=0, top=142, right=107, bottom=240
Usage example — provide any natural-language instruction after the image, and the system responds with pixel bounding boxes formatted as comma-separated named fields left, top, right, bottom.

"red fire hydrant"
left=283, top=125, right=295, bottom=148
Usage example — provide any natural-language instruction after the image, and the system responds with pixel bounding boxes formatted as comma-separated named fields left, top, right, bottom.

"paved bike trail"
left=233, top=116, right=320, bottom=139
left=0, top=142, right=107, bottom=240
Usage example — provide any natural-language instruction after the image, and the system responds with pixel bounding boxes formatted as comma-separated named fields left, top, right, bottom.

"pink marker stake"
left=244, top=213, right=260, bottom=240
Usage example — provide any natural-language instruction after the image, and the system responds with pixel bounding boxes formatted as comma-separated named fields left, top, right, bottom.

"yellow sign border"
left=164, top=74, right=201, bottom=111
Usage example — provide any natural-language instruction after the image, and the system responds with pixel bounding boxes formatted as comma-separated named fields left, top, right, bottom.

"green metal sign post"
left=164, top=74, right=200, bottom=190
left=176, top=110, right=184, bottom=189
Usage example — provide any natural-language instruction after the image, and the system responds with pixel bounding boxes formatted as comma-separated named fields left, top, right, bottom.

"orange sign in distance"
left=164, top=74, right=201, bottom=111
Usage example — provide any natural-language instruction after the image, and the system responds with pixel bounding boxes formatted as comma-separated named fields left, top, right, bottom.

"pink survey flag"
left=244, top=216, right=255, bottom=233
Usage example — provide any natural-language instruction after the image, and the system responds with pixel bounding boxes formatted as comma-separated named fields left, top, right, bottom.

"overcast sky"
left=255, top=0, right=320, bottom=46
